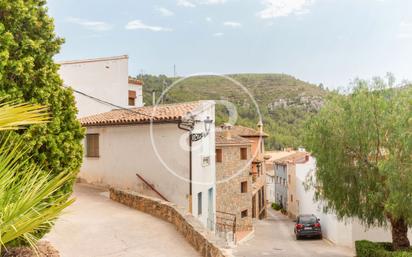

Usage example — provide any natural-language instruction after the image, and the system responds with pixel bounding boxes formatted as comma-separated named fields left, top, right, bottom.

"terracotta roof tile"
left=215, top=131, right=252, bottom=146
left=128, top=78, right=144, bottom=85
left=80, top=101, right=202, bottom=126
left=273, top=151, right=308, bottom=165
left=217, top=125, right=268, bottom=137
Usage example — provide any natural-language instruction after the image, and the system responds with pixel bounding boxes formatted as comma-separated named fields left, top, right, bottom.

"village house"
left=78, top=100, right=216, bottom=230
left=215, top=128, right=253, bottom=242
left=265, top=150, right=309, bottom=218
left=216, top=124, right=268, bottom=221
left=58, top=55, right=144, bottom=118
left=265, top=151, right=297, bottom=205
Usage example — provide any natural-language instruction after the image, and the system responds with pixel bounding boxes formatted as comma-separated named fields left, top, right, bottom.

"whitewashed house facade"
left=296, top=156, right=412, bottom=249
left=79, top=101, right=216, bottom=230
left=58, top=55, right=143, bottom=118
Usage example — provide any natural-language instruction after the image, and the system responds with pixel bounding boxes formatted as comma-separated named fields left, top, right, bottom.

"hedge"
left=356, top=240, right=412, bottom=257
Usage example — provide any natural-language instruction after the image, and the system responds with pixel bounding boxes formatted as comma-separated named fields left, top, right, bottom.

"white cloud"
left=66, top=17, right=113, bottom=31
left=177, top=0, right=225, bottom=7
left=177, top=0, right=196, bottom=7
left=156, top=7, right=174, bottom=16
left=257, top=0, right=314, bottom=19
left=213, top=32, right=224, bottom=37
left=125, top=20, right=172, bottom=32
left=223, top=21, right=242, bottom=28
left=206, top=17, right=213, bottom=22
left=202, top=0, right=226, bottom=4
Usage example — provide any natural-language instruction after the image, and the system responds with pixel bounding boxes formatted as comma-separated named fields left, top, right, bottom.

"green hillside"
left=137, top=73, right=329, bottom=150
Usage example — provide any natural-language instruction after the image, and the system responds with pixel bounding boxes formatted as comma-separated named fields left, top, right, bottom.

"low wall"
left=110, top=188, right=233, bottom=257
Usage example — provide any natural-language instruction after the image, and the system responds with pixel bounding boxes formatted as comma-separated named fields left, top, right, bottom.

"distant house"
left=265, top=151, right=294, bottom=204
left=266, top=151, right=309, bottom=216
left=215, top=129, right=253, bottom=241
left=58, top=55, right=144, bottom=118
left=78, top=100, right=216, bottom=230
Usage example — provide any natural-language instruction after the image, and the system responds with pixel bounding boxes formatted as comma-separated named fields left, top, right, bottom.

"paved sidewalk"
left=45, top=184, right=200, bottom=257
left=233, top=208, right=354, bottom=257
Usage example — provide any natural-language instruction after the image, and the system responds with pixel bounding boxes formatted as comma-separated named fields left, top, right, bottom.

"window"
left=240, top=148, right=247, bottom=160
left=290, top=194, right=293, bottom=202
left=288, top=175, right=291, bottom=184
left=86, top=134, right=99, bottom=157
left=128, top=90, right=136, bottom=106
left=216, top=149, right=222, bottom=163
left=241, top=210, right=248, bottom=218
left=197, top=192, right=202, bottom=215
left=241, top=181, right=248, bottom=193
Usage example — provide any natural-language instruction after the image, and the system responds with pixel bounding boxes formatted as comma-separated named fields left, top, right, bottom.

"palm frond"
left=0, top=102, right=48, bottom=131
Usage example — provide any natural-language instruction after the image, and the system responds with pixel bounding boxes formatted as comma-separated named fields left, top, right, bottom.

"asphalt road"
left=233, top=208, right=355, bottom=257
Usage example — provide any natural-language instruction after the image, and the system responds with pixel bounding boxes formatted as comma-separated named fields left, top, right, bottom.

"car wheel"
left=319, top=235, right=323, bottom=240
left=296, top=235, right=300, bottom=240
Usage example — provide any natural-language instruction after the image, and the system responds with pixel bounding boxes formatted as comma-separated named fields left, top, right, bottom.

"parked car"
left=294, top=214, right=322, bottom=240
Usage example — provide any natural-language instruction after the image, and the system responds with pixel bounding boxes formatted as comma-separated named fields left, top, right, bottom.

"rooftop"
left=215, top=131, right=252, bottom=146
left=79, top=101, right=202, bottom=126
left=58, top=55, right=128, bottom=65
left=273, top=151, right=308, bottom=165
left=217, top=124, right=268, bottom=138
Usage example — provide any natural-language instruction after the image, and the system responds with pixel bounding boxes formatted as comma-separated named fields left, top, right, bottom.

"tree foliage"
left=304, top=77, right=412, bottom=249
left=0, top=0, right=84, bottom=237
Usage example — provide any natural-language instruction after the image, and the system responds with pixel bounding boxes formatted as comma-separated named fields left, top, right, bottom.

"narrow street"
left=233, top=208, right=354, bottom=257
left=45, top=184, right=200, bottom=257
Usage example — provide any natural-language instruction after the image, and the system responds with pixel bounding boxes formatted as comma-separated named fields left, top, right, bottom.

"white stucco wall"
left=80, top=101, right=216, bottom=229
left=266, top=174, right=276, bottom=203
left=128, top=83, right=143, bottom=107
left=296, top=156, right=412, bottom=249
left=190, top=101, right=216, bottom=230
left=58, top=55, right=130, bottom=118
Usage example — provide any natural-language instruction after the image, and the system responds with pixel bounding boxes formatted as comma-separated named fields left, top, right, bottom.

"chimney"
left=257, top=120, right=263, bottom=134
left=222, top=123, right=232, bottom=139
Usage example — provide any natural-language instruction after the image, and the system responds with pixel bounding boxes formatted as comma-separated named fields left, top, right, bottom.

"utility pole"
left=173, top=64, right=176, bottom=78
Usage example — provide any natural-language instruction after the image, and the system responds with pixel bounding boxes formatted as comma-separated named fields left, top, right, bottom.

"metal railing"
left=215, top=211, right=236, bottom=243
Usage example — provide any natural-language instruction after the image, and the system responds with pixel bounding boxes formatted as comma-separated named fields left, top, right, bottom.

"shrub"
left=280, top=209, right=287, bottom=215
left=271, top=203, right=281, bottom=211
left=356, top=240, right=412, bottom=257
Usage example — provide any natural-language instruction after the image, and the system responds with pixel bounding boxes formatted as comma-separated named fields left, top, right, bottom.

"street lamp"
left=178, top=112, right=213, bottom=142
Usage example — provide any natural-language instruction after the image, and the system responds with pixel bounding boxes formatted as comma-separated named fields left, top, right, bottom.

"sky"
left=47, top=0, right=412, bottom=89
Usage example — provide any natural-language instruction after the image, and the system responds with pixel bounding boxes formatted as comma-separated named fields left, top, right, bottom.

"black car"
left=294, top=214, right=322, bottom=240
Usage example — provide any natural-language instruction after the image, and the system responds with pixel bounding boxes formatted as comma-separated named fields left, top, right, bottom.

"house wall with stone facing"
left=216, top=144, right=253, bottom=232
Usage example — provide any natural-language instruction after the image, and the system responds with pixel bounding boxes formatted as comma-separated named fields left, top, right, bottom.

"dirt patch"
left=2, top=241, right=59, bottom=257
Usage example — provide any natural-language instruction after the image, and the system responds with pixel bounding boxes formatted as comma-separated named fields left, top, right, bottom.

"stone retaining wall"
left=110, top=188, right=233, bottom=257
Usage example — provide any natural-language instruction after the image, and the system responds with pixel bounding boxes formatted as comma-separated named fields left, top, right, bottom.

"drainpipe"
left=178, top=121, right=193, bottom=213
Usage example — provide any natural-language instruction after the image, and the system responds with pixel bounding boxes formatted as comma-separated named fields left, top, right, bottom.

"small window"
left=86, top=134, right=99, bottom=157
left=288, top=175, right=291, bottom=184
left=241, top=210, right=248, bottom=218
left=290, top=194, right=293, bottom=202
left=216, top=149, right=222, bottom=163
left=240, top=148, right=247, bottom=160
left=128, top=90, right=136, bottom=106
left=128, top=97, right=135, bottom=106
left=197, top=192, right=202, bottom=215
left=241, top=181, right=248, bottom=193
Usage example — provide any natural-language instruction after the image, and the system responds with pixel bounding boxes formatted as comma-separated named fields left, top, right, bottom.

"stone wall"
left=216, top=144, right=253, bottom=232
left=110, top=188, right=233, bottom=257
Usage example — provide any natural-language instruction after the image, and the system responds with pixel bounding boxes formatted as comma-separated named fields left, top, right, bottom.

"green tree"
left=304, top=78, right=412, bottom=250
left=0, top=0, right=84, bottom=237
